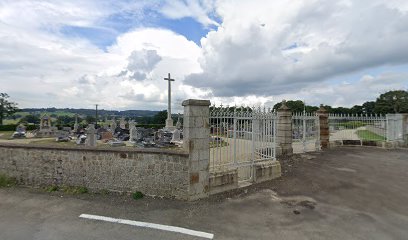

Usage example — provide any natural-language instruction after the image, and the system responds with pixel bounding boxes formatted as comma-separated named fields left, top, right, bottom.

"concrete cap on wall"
left=182, top=99, right=211, bottom=106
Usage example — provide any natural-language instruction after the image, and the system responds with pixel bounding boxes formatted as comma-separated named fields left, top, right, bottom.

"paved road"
left=1, top=147, right=408, bottom=239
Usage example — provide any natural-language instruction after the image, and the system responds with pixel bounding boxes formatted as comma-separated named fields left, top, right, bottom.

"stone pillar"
left=276, top=100, right=293, bottom=156
left=317, top=105, right=329, bottom=149
left=386, top=113, right=408, bottom=146
left=182, top=99, right=211, bottom=200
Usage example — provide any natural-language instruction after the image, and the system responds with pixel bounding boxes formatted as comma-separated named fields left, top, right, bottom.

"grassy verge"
left=29, top=138, right=77, bottom=147
left=43, top=185, right=89, bottom=194
left=210, top=141, right=229, bottom=148
left=356, top=130, right=386, bottom=142
left=0, top=131, right=14, bottom=139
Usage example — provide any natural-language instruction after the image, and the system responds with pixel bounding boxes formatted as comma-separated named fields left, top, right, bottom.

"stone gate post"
left=276, top=101, right=293, bottom=156
left=182, top=99, right=211, bottom=200
left=317, top=105, right=329, bottom=149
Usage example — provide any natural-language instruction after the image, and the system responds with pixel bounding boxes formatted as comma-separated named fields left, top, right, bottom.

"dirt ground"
left=1, top=147, right=408, bottom=240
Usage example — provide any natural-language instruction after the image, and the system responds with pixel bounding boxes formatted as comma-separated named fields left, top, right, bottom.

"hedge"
left=0, top=124, right=37, bottom=131
left=136, top=124, right=165, bottom=129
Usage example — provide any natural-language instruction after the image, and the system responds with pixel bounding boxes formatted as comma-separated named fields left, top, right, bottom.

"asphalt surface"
left=1, top=147, right=407, bottom=240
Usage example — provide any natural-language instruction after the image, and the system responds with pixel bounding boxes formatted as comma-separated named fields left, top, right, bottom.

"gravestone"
left=36, top=114, right=57, bottom=137
left=12, top=124, right=27, bottom=138
left=85, top=124, right=97, bottom=147
left=120, top=117, right=126, bottom=129
left=110, top=120, right=117, bottom=133
left=176, top=114, right=182, bottom=129
left=129, top=126, right=137, bottom=142
left=40, top=114, right=52, bottom=131
left=100, top=131, right=113, bottom=141
left=171, top=129, right=181, bottom=142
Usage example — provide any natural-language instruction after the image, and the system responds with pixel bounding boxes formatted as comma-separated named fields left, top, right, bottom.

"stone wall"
left=0, top=144, right=190, bottom=200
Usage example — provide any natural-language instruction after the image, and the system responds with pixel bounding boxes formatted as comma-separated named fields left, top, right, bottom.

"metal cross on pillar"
left=164, top=73, right=175, bottom=131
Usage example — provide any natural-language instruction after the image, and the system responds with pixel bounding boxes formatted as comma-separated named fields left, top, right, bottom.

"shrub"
left=132, top=191, right=144, bottom=200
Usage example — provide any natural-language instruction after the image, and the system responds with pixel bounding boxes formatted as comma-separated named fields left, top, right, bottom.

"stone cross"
left=73, top=114, right=79, bottom=133
left=129, top=125, right=137, bottom=142
left=128, top=120, right=136, bottom=130
left=120, top=116, right=126, bottom=129
left=164, top=73, right=175, bottom=130
left=110, top=119, right=117, bottom=132
left=86, top=124, right=97, bottom=147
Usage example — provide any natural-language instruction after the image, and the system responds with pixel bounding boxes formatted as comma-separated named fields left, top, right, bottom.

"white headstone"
left=175, top=115, right=182, bottom=129
left=171, top=129, right=181, bottom=142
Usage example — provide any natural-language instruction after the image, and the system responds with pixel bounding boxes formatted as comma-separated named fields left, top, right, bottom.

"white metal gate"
left=328, top=114, right=387, bottom=142
left=209, top=106, right=277, bottom=182
left=292, top=112, right=320, bottom=153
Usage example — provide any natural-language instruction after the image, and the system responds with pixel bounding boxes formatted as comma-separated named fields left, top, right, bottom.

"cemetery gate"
left=292, top=112, right=320, bottom=153
left=209, top=106, right=277, bottom=183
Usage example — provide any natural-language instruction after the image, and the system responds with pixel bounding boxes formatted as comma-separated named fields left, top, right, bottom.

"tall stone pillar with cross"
left=164, top=73, right=176, bottom=131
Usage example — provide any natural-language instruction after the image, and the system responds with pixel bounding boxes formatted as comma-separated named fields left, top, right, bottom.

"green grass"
left=0, top=131, right=14, bottom=139
left=45, top=185, right=59, bottom=192
left=0, top=174, right=17, bottom=187
left=356, top=130, right=386, bottom=142
left=210, top=141, right=229, bottom=148
left=3, top=119, right=19, bottom=125
left=338, top=121, right=366, bottom=129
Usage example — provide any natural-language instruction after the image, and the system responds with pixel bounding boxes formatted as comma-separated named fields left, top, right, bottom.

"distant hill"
left=20, top=108, right=160, bottom=117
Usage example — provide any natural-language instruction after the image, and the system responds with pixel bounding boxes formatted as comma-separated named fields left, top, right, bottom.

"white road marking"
left=79, top=214, right=214, bottom=239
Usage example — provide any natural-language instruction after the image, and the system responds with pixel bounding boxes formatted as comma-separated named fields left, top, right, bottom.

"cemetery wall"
left=0, top=143, right=190, bottom=199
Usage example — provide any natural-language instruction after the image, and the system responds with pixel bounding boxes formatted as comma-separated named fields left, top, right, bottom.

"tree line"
left=0, top=90, right=407, bottom=127
left=272, top=90, right=408, bottom=114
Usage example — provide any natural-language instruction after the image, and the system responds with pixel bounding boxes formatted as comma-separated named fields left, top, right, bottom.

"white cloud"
left=186, top=0, right=408, bottom=99
left=1, top=0, right=408, bottom=111
left=159, top=0, right=219, bottom=27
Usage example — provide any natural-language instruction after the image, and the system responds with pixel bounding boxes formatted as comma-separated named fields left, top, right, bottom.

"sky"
left=1, top=0, right=408, bottom=112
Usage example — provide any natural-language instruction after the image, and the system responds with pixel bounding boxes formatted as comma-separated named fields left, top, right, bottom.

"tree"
left=374, top=90, right=408, bottom=114
left=362, top=101, right=375, bottom=114
left=19, top=114, right=40, bottom=124
left=273, top=100, right=305, bottom=113
left=56, top=115, right=76, bottom=127
left=0, top=93, right=19, bottom=125
left=152, top=110, right=168, bottom=124
left=85, top=115, right=96, bottom=125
